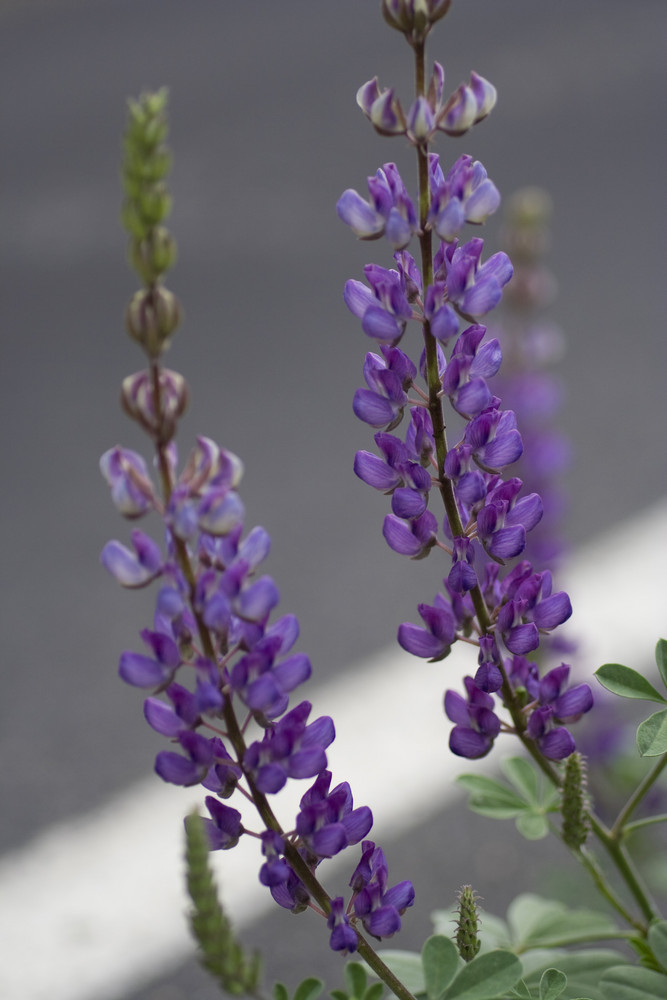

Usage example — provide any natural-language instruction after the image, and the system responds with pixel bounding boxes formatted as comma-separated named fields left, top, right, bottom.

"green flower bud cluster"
left=561, top=751, right=590, bottom=850
left=185, top=813, right=262, bottom=996
left=454, top=885, right=481, bottom=962
left=121, top=88, right=181, bottom=358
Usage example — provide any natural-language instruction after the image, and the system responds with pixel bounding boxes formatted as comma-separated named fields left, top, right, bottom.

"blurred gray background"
left=1, top=0, right=665, bottom=997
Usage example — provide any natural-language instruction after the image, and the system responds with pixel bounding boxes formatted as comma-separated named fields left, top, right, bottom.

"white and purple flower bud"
left=121, top=368, right=188, bottom=442
left=469, top=71, right=497, bottom=122
left=125, top=285, right=181, bottom=358
left=362, top=85, right=407, bottom=137
left=438, top=82, right=478, bottom=136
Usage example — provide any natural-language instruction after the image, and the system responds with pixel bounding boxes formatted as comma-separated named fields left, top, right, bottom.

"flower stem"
left=610, top=751, right=667, bottom=841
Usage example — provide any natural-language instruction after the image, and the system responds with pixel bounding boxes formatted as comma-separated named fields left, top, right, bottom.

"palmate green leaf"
left=655, top=639, right=667, bottom=689
left=375, top=950, right=426, bottom=996
left=274, top=984, right=289, bottom=1000
left=443, top=949, right=522, bottom=999
left=501, top=757, right=541, bottom=805
left=598, top=964, right=667, bottom=999
left=458, top=762, right=558, bottom=840
left=506, top=895, right=618, bottom=951
left=648, top=920, right=667, bottom=971
left=594, top=663, right=667, bottom=704
left=636, top=708, right=667, bottom=756
left=422, top=935, right=459, bottom=999
left=456, top=774, right=527, bottom=818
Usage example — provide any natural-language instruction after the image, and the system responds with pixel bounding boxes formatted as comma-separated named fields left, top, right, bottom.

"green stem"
left=355, top=936, right=418, bottom=1000
left=412, top=40, right=491, bottom=639
left=624, top=813, right=667, bottom=836
left=610, top=752, right=667, bottom=840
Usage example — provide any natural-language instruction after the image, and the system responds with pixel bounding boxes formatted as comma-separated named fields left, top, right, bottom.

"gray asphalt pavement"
left=1, top=0, right=665, bottom=997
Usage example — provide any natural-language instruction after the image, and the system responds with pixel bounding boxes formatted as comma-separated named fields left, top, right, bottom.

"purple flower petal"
left=337, top=189, right=384, bottom=238
left=449, top=726, right=493, bottom=758
left=540, top=727, right=575, bottom=760
left=534, top=591, right=572, bottom=629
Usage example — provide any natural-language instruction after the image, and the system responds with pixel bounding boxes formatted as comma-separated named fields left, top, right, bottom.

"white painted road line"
left=1, top=501, right=665, bottom=1000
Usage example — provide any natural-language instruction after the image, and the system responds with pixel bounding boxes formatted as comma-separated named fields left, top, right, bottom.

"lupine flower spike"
left=338, top=0, right=592, bottom=765
left=102, top=89, right=414, bottom=969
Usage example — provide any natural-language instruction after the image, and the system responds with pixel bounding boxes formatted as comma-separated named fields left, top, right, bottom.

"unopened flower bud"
left=357, top=78, right=407, bottom=137
left=438, top=73, right=497, bottom=136
left=121, top=367, right=188, bottom=442
left=438, top=84, right=478, bottom=136
left=469, top=72, right=497, bottom=123
left=561, top=751, right=590, bottom=850
left=455, top=885, right=481, bottom=962
left=382, top=0, right=452, bottom=39
left=129, top=226, right=178, bottom=284
left=125, top=286, right=182, bottom=358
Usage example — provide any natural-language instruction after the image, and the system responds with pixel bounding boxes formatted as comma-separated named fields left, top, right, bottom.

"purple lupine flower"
left=354, top=431, right=431, bottom=499
left=398, top=595, right=457, bottom=659
left=100, top=446, right=157, bottom=518
left=350, top=840, right=415, bottom=939
left=229, top=646, right=311, bottom=719
left=118, top=627, right=181, bottom=688
left=258, top=831, right=291, bottom=886
left=102, top=529, right=163, bottom=588
left=143, top=671, right=223, bottom=737
left=201, top=795, right=244, bottom=851
left=344, top=264, right=413, bottom=343
left=526, top=706, right=575, bottom=760
left=243, top=701, right=335, bottom=794
left=328, top=896, right=358, bottom=953
left=440, top=323, right=502, bottom=418
left=474, top=634, right=503, bottom=693
left=156, top=730, right=223, bottom=786
left=337, top=163, right=418, bottom=249
left=296, top=771, right=373, bottom=860
left=438, top=237, right=513, bottom=317
left=496, top=567, right=572, bottom=655
left=353, top=346, right=417, bottom=429
left=448, top=536, right=477, bottom=593
left=537, top=664, right=594, bottom=723
left=445, top=443, right=487, bottom=507
left=382, top=509, right=438, bottom=558
left=429, top=154, right=501, bottom=242
left=269, top=856, right=311, bottom=914
left=466, top=407, right=523, bottom=471
left=424, top=281, right=459, bottom=342
left=445, top=676, right=501, bottom=758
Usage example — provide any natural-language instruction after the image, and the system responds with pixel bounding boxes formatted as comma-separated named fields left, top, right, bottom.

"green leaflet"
left=457, top=758, right=559, bottom=839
